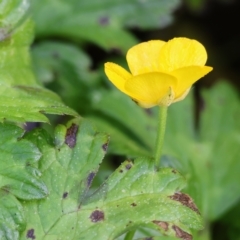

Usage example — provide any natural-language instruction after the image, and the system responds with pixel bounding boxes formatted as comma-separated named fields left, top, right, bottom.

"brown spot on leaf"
left=2, top=186, right=10, bottom=193
left=14, top=85, right=43, bottom=93
left=0, top=28, right=10, bottom=42
left=169, top=192, right=200, bottom=214
left=119, top=169, right=123, bottom=173
left=62, top=192, right=68, bottom=199
left=90, top=210, right=104, bottom=222
left=172, top=169, right=177, bottom=174
left=125, top=163, right=132, bottom=170
left=172, top=225, right=192, bottom=240
left=132, top=98, right=137, bottom=103
left=65, top=124, right=78, bottom=148
left=98, top=16, right=109, bottom=25
left=145, top=109, right=153, bottom=116
left=110, top=47, right=122, bottom=54
left=126, top=220, right=133, bottom=227
left=87, top=172, right=96, bottom=187
left=52, top=51, right=60, bottom=59
left=153, top=220, right=169, bottom=231
left=102, top=142, right=109, bottom=151
left=24, top=122, right=41, bottom=132
left=131, top=203, right=137, bottom=207
left=26, top=229, right=36, bottom=239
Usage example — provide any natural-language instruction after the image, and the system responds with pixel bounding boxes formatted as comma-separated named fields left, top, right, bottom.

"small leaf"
left=0, top=191, right=26, bottom=240
left=0, top=123, right=48, bottom=199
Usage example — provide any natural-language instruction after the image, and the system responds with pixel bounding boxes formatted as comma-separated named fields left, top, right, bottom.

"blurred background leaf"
left=32, top=41, right=100, bottom=114
left=32, top=0, right=180, bottom=52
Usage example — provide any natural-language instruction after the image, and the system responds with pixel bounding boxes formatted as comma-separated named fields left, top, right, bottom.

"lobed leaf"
left=0, top=122, right=47, bottom=240
left=89, top=81, right=240, bottom=224
left=0, top=2, right=78, bottom=123
left=20, top=118, right=109, bottom=239
left=0, top=191, right=26, bottom=240
left=19, top=118, right=202, bottom=239
left=0, top=123, right=48, bottom=199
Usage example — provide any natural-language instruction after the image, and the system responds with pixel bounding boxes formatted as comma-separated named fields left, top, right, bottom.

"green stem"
left=124, top=230, right=135, bottom=240
left=154, top=105, right=168, bottom=168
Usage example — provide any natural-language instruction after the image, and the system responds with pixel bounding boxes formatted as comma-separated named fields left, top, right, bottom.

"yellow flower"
left=104, top=37, right=213, bottom=108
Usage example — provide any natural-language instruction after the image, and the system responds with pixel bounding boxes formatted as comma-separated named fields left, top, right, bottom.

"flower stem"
left=154, top=105, right=168, bottom=168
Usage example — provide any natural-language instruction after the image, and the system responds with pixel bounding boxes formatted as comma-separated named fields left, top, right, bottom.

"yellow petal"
left=124, top=72, right=178, bottom=107
left=171, top=66, right=213, bottom=99
left=104, top=62, right=132, bottom=94
left=159, top=38, right=208, bottom=72
left=126, top=40, right=166, bottom=75
left=134, top=87, right=175, bottom=108
left=173, top=87, right=191, bottom=103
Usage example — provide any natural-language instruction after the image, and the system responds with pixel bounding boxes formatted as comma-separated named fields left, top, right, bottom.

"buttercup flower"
left=104, top=37, right=213, bottom=108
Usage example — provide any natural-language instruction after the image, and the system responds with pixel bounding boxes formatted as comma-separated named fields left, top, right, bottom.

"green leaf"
left=32, top=0, right=180, bottom=51
left=163, top=82, right=240, bottom=221
left=0, top=191, right=26, bottom=240
left=0, top=2, right=78, bottom=123
left=0, top=123, right=48, bottom=199
left=31, top=41, right=100, bottom=113
left=89, top=81, right=240, bottom=224
left=20, top=118, right=202, bottom=239
left=198, top=82, right=240, bottom=220
left=82, top=160, right=201, bottom=239
left=90, top=89, right=156, bottom=157
left=89, top=114, right=150, bottom=157
left=20, top=118, right=109, bottom=239
left=0, top=0, right=30, bottom=33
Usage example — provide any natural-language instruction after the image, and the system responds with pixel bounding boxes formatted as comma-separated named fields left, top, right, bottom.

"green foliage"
left=90, top=89, right=155, bottom=157
left=31, top=41, right=100, bottom=114
left=0, top=1, right=77, bottom=123
left=0, top=123, right=47, bottom=199
left=0, top=192, right=25, bottom=239
left=198, top=83, right=240, bottom=220
left=32, top=0, right=180, bottom=52
left=1, top=0, right=239, bottom=239
left=18, top=118, right=201, bottom=240
left=91, top=82, right=240, bottom=225
left=0, top=123, right=49, bottom=239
